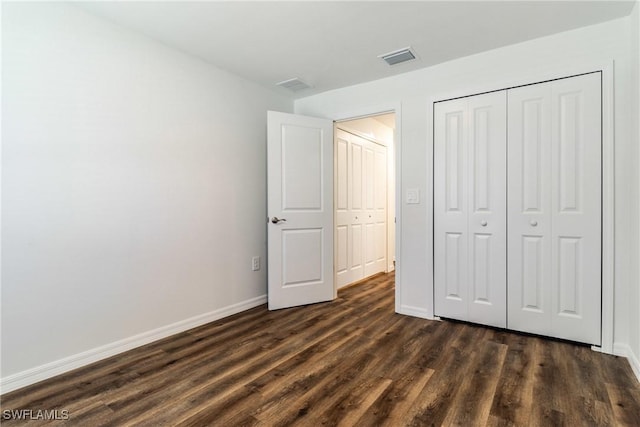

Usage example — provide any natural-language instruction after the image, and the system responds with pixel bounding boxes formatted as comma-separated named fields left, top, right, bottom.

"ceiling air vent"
left=276, top=78, right=311, bottom=92
left=379, top=47, right=417, bottom=66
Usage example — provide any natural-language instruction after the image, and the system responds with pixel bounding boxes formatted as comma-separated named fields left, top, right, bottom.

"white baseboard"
left=0, top=295, right=267, bottom=394
left=397, top=304, right=434, bottom=320
left=613, top=342, right=640, bottom=383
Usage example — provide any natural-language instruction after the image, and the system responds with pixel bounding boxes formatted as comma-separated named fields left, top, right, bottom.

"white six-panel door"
left=508, top=73, right=601, bottom=345
left=434, top=91, right=507, bottom=328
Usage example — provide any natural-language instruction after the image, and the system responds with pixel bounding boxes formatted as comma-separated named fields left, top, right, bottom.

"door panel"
left=351, top=142, right=363, bottom=211
left=351, top=223, right=363, bottom=272
left=508, top=73, right=601, bottom=345
left=335, top=134, right=349, bottom=286
left=467, top=92, right=507, bottom=327
left=364, top=144, right=377, bottom=277
left=282, top=229, right=323, bottom=285
left=282, top=125, right=322, bottom=210
left=268, top=111, right=334, bottom=310
left=336, top=137, right=348, bottom=211
left=508, top=83, right=553, bottom=336
left=336, top=225, right=348, bottom=280
left=550, top=73, right=601, bottom=345
left=522, top=235, right=544, bottom=312
left=434, top=98, right=469, bottom=321
left=445, top=232, right=464, bottom=301
left=434, top=92, right=506, bottom=327
left=364, top=223, right=376, bottom=277
left=374, top=148, right=388, bottom=273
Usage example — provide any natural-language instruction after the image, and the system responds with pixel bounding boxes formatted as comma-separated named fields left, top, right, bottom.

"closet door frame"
left=427, top=60, right=615, bottom=354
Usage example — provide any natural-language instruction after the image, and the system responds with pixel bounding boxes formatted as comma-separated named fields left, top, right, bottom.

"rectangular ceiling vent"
left=379, top=47, right=417, bottom=66
left=276, top=78, right=311, bottom=92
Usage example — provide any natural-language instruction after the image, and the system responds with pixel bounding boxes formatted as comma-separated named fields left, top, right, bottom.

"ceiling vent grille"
left=379, top=47, right=417, bottom=66
left=276, top=78, right=311, bottom=92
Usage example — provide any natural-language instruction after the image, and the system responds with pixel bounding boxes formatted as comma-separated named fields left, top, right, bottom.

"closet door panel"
left=374, top=147, right=388, bottom=273
left=363, top=145, right=377, bottom=277
left=550, top=73, right=601, bottom=345
left=434, top=98, right=469, bottom=321
left=349, top=139, right=364, bottom=282
left=335, top=132, right=350, bottom=287
left=467, top=91, right=507, bottom=328
left=508, top=83, right=553, bottom=336
left=508, top=73, right=601, bottom=345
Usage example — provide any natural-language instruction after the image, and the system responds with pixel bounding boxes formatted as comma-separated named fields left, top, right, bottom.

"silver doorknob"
left=530, top=220, right=538, bottom=227
left=480, top=220, right=487, bottom=227
left=271, top=217, right=287, bottom=224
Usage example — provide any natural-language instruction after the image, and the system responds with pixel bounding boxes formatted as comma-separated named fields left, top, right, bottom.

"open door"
left=267, top=111, right=335, bottom=310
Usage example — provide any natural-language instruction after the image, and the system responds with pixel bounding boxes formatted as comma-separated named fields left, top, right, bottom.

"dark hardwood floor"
left=2, top=273, right=640, bottom=426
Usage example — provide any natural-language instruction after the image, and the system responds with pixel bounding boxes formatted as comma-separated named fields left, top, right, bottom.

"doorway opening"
left=334, top=113, right=396, bottom=289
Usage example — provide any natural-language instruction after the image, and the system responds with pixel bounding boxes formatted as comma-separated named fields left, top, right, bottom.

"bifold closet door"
left=507, top=73, right=601, bottom=345
left=336, top=129, right=364, bottom=287
left=434, top=91, right=507, bottom=328
left=335, top=129, right=388, bottom=288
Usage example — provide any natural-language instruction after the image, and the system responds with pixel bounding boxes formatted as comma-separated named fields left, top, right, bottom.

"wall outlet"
left=251, top=256, right=260, bottom=271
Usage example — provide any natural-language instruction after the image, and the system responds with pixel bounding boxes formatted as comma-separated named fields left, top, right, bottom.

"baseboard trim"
left=397, top=304, right=433, bottom=320
left=0, top=295, right=267, bottom=394
left=613, top=342, right=640, bottom=383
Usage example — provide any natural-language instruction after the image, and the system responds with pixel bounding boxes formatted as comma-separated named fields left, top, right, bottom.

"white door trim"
left=426, top=60, right=615, bottom=354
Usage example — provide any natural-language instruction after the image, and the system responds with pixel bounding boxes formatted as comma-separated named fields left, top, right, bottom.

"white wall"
left=1, top=2, right=292, bottom=389
left=296, top=17, right=637, bottom=356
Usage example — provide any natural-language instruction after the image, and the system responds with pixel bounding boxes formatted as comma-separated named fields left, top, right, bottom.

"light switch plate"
left=406, top=188, right=420, bottom=204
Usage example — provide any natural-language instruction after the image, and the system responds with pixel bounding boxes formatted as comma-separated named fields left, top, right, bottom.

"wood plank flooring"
left=2, top=273, right=640, bottom=426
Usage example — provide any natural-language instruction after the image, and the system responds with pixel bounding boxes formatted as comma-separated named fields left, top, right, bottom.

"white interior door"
left=434, top=91, right=507, bottom=328
left=508, top=73, right=601, bottom=345
left=267, top=111, right=334, bottom=310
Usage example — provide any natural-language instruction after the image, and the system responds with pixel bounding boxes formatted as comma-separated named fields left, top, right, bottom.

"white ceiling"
left=77, top=1, right=635, bottom=99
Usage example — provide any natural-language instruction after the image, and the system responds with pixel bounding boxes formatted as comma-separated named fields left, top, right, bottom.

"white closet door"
left=336, top=129, right=388, bottom=288
left=374, top=146, right=388, bottom=274
left=467, top=92, right=507, bottom=327
left=507, top=83, right=553, bottom=335
left=335, top=131, right=350, bottom=287
left=434, top=98, right=469, bottom=321
left=349, top=136, right=365, bottom=283
left=508, top=73, right=601, bottom=345
left=434, top=91, right=507, bottom=327
left=363, top=143, right=377, bottom=277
